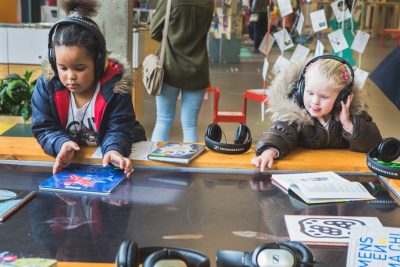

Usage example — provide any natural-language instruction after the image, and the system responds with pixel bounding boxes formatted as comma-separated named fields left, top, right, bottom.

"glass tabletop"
left=0, top=163, right=398, bottom=266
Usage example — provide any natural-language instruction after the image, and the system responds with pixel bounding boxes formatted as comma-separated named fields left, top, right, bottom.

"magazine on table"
left=285, top=215, right=383, bottom=246
left=0, top=188, right=35, bottom=221
left=147, top=143, right=206, bottom=164
left=346, top=225, right=400, bottom=267
left=271, top=171, right=375, bottom=204
left=39, top=164, right=125, bottom=196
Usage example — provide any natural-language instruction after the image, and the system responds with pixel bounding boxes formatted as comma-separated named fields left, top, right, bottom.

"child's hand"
left=53, top=141, right=80, bottom=174
left=103, top=150, right=133, bottom=177
left=251, top=148, right=278, bottom=172
left=339, top=93, right=354, bottom=133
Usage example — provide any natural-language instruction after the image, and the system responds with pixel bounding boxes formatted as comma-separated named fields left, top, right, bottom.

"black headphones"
left=366, top=137, right=400, bottom=179
left=116, top=240, right=210, bottom=267
left=290, top=55, right=354, bottom=113
left=48, top=14, right=107, bottom=80
left=217, top=241, right=314, bottom=267
left=204, top=123, right=252, bottom=154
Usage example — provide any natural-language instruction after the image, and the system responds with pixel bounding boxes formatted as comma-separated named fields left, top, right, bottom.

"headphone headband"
left=48, top=15, right=106, bottom=52
left=116, top=241, right=210, bottom=267
left=366, top=137, right=400, bottom=179
left=47, top=14, right=107, bottom=79
left=204, top=124, right=252, bottom=155
left=217, top=241, right=314, bottom=267
left=291, top=55, right=354, bottom=112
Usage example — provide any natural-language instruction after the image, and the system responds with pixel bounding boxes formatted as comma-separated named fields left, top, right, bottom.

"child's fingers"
left=260, top=159, right=269, bottom=172
left=102, top=153, right=111, bottom=167
left=53, top=157, right=62, bottom=174
left=251, top=157, right=261, bottom=167
left=268, top=158, right=274, bottom=169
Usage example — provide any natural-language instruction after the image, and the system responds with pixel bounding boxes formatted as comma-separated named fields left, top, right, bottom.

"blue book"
left=148, top=143, right=206, bottom=164
left=39, top=165, right=125, bottom=196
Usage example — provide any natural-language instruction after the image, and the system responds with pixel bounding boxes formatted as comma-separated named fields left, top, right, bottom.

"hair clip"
left=341, top=65, right=349, bottom=81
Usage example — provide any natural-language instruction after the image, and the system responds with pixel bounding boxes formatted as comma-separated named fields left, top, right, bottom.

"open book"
left=271, top=171, right=375, bottom=204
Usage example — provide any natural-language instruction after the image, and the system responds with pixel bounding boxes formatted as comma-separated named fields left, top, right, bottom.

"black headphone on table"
left=289, top=55, right=354, bottom=113
left=217, top=241, right=314, bottom=267
left=204, top=123, right=252, bottom=155
left=116, top=240, right=210, bottom=267
left=366, top=137, right=400, bottom=179
left=48, top=14, right=108, bottom=80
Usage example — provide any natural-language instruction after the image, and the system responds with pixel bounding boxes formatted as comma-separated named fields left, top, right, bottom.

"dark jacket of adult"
left=256, top=59, right=382, bottom=158
left=251, top=0, right=268, bottom=14
left=150, top=0, right=214, bottom=90
left=31, top=56, right=146, bottom=157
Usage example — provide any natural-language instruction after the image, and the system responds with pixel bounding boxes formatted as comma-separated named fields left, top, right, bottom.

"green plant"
left=0, top=70, right=37, bottom=123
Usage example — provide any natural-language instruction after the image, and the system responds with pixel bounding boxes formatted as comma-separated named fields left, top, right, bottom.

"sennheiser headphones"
left=290, top=55, right=354, bottom=113
left=204, top=123, right=252, bottom=155
left=366, top=137, right=400, bottom=179
left=116, top=240, right=210, bottom=267
left=48, top=14, right=107, bottom=80
left=217, top=241, right=314, bottom=267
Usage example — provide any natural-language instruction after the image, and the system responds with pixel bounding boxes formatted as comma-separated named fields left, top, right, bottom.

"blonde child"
left=32, top=0, right=146, bottom=175
left=252, top=55, right=382, bottom=171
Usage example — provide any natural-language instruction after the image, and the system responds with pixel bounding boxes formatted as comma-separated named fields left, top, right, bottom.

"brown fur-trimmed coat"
left=255, top=60, right=382, bottom=158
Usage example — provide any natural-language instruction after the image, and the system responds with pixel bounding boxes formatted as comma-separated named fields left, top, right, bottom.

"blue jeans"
left=151, top=83, right=206, bottom=142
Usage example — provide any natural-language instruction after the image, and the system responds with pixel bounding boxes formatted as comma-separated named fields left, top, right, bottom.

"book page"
left=271, top=171, right=349, bottom=191
left=285, top=215, right=382, bottom=246
left=290, top=181, right=375, bottom=200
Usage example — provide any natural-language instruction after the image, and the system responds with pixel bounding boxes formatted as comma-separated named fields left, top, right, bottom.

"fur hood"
left=41, top=54, right=134, bottom=95
left=266, top=58, right=368, bottom=125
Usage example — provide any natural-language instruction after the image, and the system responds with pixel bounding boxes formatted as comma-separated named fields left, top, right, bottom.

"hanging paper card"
left=258, top=33, right=275, bottom=55
left=310, top=9, right=328, bottom=32
left=352, top=0, right=363, bottom=22
left=328, top=29, right=349, bottom=53
left=351, top=31, right=370, bottom=53
left=296, top=12, right=305, bottom=35
left=273, top=28, right=294, bottom=52
left=277, top=0, right=293, bottom=17
left=272, top=55, right=291, bottom=75
left=354, top=67, right=369, bottom=88
left=262, top=57, right=269, bottom=81
left=331, top=0, right=352, bottom=23
left=290, top=44, right=310, bottom=62
left=314, top=40, right=324, bottom=57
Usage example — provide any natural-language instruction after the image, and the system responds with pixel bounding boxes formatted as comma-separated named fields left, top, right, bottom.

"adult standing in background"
left=150, top=0, right=214, bottom=142
left=250, top=0, right=268, bottom=53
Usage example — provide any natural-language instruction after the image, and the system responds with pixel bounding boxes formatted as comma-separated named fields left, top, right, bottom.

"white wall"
left=7, top=28, right=49, bottom=64
left=0, top=28, right=8, bottom=63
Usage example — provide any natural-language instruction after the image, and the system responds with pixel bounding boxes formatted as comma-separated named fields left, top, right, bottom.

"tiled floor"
left=1, top=39, right=399, bottom=144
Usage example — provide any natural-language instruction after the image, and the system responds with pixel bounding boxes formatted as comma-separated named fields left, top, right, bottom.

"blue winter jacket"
left=31, top=57, right=146, bottom=157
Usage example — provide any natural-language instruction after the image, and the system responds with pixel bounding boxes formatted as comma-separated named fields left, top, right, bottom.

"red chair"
left=207, top=87, right=269, bottom=124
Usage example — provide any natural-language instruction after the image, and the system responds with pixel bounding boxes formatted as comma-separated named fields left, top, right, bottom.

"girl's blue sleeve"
left=31, top=76, right=72, bottom=157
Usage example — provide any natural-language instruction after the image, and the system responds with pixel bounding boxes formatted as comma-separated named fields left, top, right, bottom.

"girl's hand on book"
left=53, top=141, right=80, bottom=174
left=251, top=148, right=277, bottom=172
left=103, top=150, right=133, bottom=177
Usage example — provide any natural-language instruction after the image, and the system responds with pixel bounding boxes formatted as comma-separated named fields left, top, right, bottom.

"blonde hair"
left=305, top=58, right=352, bottom=94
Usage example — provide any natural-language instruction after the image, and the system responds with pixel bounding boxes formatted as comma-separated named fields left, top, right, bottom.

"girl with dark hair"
left=31, top=0, right=146, bottom=175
